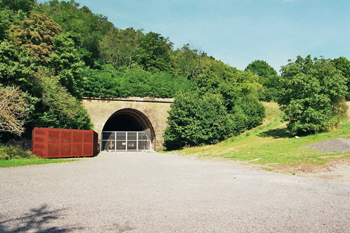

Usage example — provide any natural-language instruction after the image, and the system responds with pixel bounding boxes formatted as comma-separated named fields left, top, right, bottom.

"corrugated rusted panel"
left=32, top=127, right=98, bottom=158
left=61, top=131, right=71, bottom=143
left=83, top=144, right=92, bottom=156
left=73, top=131, right=82, bottom=143
left=48, top=130, right=60, bottom=143
left=48, top=144, right=60, bottom=157
left=61, top=144, right=71, bottom=157
left=32, top=128, right=48, bottom=158
left=84, top=131, right=92, bottom=143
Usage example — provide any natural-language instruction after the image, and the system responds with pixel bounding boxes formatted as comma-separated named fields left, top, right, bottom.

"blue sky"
left=37, top=0, right=350, bottom=72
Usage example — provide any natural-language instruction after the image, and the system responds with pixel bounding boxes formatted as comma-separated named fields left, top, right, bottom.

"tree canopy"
left=332, top=56, right=350, bottom=100
left=3, top=0, right=349, bottom=149
left=0, top=8, right=93, bottom=139
left=245, top=60, right=279, bottom=102
left=164, top=64, right=265, bottom=149
left=0, top=0, right=35, bottom=13
left=277, top=55, right=348, bottom=135
left=0, top=86, right=30, bottom=136
left=245, top=60, right=277, bottom=77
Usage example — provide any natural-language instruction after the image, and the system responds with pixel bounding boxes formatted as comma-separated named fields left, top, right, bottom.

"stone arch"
left=102, top=108, right=156, bottom=151
left=82, top=97, right=174, bottom=151
left=102, top=108, right=155, bottom=138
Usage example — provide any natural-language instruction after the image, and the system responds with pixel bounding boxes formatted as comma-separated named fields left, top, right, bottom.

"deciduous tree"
left=0, top=0, right=35, bottom=13
left=99, top=27, right=143, bottom=70
left=36, top=0, right=114, bottom=66
left=0, top=86, right=31, bottom=136
left=245, top=60, right=277, bottom=77
left=30, top=69, right=92, bottom=130
left=136, top=31, right=173, bottom=72
left=332, top=56, right=350, bottom=100
left=48, top=33, right=86, bottom=99
left=7, top=12, right=62, bottom=62
left=245, top=60, right=279, bottom=101
left=0, top=8, right=25, bottom=41
left=171, top=44, right=205, bottom=80
left=278, top=55, right=348, bottom=135
left=164, top=91, right=233, bottom=149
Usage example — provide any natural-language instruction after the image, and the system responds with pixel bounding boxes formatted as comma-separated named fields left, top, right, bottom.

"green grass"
left=0, top=144, right=80, bottom=168
left=171, top=102, right=350, bottom=169
left=0, top=158, right=80, bottom=168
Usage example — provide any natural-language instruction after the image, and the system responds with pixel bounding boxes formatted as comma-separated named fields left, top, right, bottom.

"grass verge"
left=0, top=145, right=79, bottom=168
left=170, top=102, right=350, bottom=172
left=0, top=158, right=79, bottom=168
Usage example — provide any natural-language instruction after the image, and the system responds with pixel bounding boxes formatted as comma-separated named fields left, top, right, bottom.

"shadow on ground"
left=258, top=128, right=290, bottom=139
left=0, top=204, right=136, bottom=233
left=0, top=204, right=81, bottom=233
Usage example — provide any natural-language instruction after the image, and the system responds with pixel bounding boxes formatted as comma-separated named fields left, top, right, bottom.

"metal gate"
left=102, top=131, right=152, bottom=152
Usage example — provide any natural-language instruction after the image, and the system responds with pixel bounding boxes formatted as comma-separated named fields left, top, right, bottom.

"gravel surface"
left=303, top=138, right=350, bottom=152
left=0, top=152, right=350, bottom=232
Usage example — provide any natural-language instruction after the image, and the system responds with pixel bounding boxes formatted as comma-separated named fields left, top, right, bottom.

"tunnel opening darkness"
left=101, top=109, right=154, bottom=152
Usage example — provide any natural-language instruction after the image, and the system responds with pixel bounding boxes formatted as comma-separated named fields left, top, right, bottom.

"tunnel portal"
left=102, top=109, right=155, bottom=152
left=82, top=97, right=174, bottom=151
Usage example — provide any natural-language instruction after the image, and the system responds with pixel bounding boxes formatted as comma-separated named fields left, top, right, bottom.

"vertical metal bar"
left=114, top=131, right=116, bottom=152
left=149, top=133, right=152, bottom=151
left=126, top=132, right=128, bottom=152
left=137, top=132, right=139, bottom=152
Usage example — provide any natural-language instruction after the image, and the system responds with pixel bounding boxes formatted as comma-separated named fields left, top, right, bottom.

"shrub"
left=278, top=55, right=348, bottom=135
left=83, top=66, right=191, bottom=98
left=164, top=91, right=233, bottom=149
left=235, top=96, right=266, bottom=130
left=0, top=145, right=37, bottom=160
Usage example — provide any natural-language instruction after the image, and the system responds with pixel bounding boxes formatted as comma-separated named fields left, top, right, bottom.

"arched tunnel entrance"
left=101, top=109, right=155, bottom=152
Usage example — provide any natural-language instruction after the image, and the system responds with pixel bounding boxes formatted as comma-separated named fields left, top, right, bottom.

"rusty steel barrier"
left=32, top=127, right=99, bottom=158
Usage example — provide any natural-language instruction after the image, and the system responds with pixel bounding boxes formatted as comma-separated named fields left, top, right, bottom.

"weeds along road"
left=0, top=152, right=349, bottom=232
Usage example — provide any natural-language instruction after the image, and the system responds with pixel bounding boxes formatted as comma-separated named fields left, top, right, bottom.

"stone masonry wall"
left=82, top=97, right=173, bottom=151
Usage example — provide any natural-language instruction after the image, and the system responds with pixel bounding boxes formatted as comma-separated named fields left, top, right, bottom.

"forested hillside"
left=1, top=0, right=350, bottom=150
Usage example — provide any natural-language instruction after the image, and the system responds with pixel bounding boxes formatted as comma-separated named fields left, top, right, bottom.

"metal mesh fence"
left=102, top=131, right=152, bottom=152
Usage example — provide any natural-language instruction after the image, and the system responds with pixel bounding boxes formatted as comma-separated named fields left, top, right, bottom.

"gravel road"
left=0, top=152, right=349, bottom=232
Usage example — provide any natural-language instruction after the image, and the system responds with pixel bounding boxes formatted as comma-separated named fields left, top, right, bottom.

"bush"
left=0, top=145, right=37, bottom=160
left=164, top=92, right=266, bottom=150
left=245, top=60, right=280, bottom=102
left=235, top=96, right=266, bottom=130
left=29, top=70, right=93, bottom=130
left=164, top=68, right=266, bottom=150
left=278, top=55, right=348, bottom=135
left=164, top=91, right=233, bottom=149
left=83, top=66, right=192, bottom=98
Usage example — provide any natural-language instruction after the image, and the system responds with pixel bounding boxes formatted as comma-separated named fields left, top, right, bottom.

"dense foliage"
left=164, top=62, right=266, bottom=149
left=35, top=0, right=114, bottom=66
left=332, top=56, right=350, bottom=100
left=277, top=55, right=348, bottom=135
left=164, top=91, right=266, bottom=150
left=0, top=86, right=30, bottom=136
left=83, top=65, right=191, bottom=98
left=164, top=92, right=233, bottom=148
left=2, top=0, right=265, bottom=147
left=0, top=7, right=92, bottom=141
left=0, top=144, right=37, bottom=160
left=3, top=0, right=349, bottom=149
left=245, top=60, right=280, bottom=101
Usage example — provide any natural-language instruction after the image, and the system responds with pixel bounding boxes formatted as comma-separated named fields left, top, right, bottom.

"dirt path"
left=296, top=160, right=350, bottom=182
left=191, top=155, right=350, bottom=183
left=0, top=152, right=349, bottom=232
